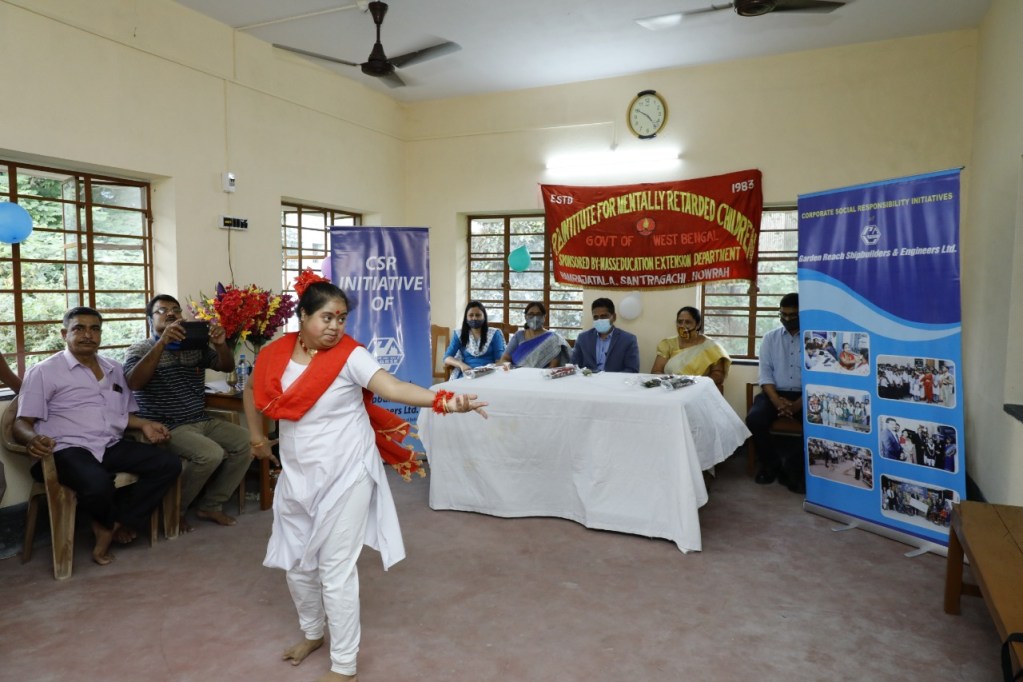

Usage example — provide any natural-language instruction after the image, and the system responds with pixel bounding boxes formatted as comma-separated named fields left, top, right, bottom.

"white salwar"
left=264, top=347, right=406, bottom=676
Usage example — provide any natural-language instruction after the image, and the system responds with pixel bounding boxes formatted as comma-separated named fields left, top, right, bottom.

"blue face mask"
left=467, top=319, right=484, bottom=329
left=593, top=319, right=612, bottom=334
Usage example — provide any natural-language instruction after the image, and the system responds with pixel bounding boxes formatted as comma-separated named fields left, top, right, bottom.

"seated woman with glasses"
left=649, top=306, right=731, bottom=393
left=444, top=301, right=506, bottom=378
left=498, top=301, right=571, bottom=369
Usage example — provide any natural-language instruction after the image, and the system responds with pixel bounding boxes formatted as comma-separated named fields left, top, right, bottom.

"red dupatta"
left=252, top=332, right=424, bottom=480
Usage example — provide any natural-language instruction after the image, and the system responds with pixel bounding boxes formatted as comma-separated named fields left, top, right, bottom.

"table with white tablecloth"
left=417, top=369, right=751, bottom=553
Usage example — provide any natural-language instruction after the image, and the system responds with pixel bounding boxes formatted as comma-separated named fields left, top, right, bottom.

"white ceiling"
left=173, top=0, right=992, bottom=102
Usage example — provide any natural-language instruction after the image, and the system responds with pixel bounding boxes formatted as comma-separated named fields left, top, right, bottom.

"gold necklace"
left=298, top=335, right=317, bottom=358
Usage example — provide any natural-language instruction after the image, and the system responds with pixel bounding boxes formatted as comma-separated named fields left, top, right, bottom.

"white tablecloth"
left=417, top=369, right=751, bottom=553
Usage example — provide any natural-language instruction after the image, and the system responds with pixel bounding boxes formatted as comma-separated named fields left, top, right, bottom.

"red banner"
left=542, top=170, right=762, bottom=288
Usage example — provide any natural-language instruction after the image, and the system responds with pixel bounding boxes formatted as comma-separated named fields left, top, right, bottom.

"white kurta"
left=263, top=347, right=406, bottom=572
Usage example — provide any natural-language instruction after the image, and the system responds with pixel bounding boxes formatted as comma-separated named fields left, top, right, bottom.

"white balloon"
left=618, top=292, right=642, bottom=320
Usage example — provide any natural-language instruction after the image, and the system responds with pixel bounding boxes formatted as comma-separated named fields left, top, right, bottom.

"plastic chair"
left=744, top=383, right=803, bottom=476
left=2, top=396, right=180, bottom=580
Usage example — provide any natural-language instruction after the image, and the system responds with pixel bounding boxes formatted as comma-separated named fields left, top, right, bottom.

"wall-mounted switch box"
left=219, top=215, right=248, bottom=231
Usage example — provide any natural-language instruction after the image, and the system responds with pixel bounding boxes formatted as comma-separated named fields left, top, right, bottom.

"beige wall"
left=2, top=0, right=1017, bottom=507
left=961, top=0, right=1023, bottom=505
left=405, top=30, right=978, bottom=412
left=0, top=0, right=405, bottom=506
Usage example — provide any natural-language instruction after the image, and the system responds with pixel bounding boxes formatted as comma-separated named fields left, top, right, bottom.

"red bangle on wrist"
left=433, top=390, right=454, bottom=415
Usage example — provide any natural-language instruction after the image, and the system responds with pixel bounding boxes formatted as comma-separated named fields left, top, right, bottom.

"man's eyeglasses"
left=779, top=313, right=799, bottom=321
left=154, top=307, right=183, bottom=315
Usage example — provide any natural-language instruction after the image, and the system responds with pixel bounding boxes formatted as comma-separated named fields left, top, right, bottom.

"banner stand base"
left=804, top=501, right=948, bottom=559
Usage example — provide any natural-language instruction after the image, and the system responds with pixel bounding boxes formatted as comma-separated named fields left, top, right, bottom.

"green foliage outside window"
left=1, top=162, right=152, bottom=375
left=701, top=209, right=799, bottom=359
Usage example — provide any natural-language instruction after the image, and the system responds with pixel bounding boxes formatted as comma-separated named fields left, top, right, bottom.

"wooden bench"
left=944, top=501, right=1023, bottom=679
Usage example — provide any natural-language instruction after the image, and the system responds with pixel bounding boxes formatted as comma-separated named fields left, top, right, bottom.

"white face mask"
left=525, top=315, right=544, bottom=330
left=593, top=319, right=612, bottom=334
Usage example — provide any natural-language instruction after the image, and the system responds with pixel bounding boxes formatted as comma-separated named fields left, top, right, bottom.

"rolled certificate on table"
left=464, top=364, right=498, bottom=379
left=661, top=375, right=696, bottom=390
left=542, top=364, right=578, bottom=380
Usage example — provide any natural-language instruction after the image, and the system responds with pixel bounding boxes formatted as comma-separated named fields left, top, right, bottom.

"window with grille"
left=280, top=202, right=361, bottom=329
left=467, top=214, right=583, bottom=339
left=701, top=208, right=798, bottom=359
left=0, top=160, right=153, bottom=376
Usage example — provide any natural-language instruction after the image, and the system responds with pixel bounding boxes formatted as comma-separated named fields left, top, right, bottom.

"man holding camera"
left=124, top=295, right=252, bottom=530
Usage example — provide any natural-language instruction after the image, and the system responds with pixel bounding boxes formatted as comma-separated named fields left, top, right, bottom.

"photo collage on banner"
left=330, top=227, right=432, bottom=453
left=797, top=169, right=965, bottom=547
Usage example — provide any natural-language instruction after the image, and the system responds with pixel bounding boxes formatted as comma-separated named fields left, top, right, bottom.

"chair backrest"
left=431, top=324, right=451, bottom=383
left=1, top=395, right=26, bottom=455
left=489, top=321, right=518, bottom=344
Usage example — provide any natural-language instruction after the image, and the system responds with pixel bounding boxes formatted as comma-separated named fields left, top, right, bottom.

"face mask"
left=781, top=316, right=799, bottom=332
left=467, top=319, right=483, bottom=329
left=593, top=319, right=612, bottom=334
left=525, top=315, right=544, bottom=330
left=677, top=326, right=693, bottom=340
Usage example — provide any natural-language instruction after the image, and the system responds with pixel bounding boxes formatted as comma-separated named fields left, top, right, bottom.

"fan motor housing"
left=735, top=0, right=777, bottom=16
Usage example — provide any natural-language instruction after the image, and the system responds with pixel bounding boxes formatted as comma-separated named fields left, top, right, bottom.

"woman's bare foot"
left=281, top=637, right=323, bottom=666
left=196, top=509, right=237, bottom=526
left=113, top=525, right=137, bottom=544
left=91, top=520, right=116, bottom=566
left=179, top=515, right=196, bottom=533
left=314, top=672, right=356, bottom=682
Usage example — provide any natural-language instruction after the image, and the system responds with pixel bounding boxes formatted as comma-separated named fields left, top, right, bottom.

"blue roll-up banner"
left=329, top=226, right=431, bottom=452
left=797, top=169, right=964, bottom=548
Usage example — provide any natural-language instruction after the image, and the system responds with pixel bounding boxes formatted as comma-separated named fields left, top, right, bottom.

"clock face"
left=628, top=92, right=667, bottom=139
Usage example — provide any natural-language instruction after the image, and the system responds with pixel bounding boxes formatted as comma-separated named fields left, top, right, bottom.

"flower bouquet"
left=190, top=282, right=296, bottom=353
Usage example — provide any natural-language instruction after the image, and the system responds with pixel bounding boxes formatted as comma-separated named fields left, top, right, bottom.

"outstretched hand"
left=446, top=393, right=489, bottom=419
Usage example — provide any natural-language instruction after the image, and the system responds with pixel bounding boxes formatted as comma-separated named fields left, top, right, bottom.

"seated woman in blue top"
left=499, top=301, right=570, bottom=369
left=444, top=301, right=506, bottom=378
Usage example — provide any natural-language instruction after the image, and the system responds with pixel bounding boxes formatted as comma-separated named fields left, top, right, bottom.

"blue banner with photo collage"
left=797, top=169, right=964, bottom=547
left=330, top=227, right=431, bottom=452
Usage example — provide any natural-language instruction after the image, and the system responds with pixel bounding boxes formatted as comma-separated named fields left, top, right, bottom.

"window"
left=701, top=208, right=798, bottom=359
left=280, top=202, right=361, bottom=329
left=0, top=160, right=153, bottom=373
left=467, top=214, right=583, bottom=338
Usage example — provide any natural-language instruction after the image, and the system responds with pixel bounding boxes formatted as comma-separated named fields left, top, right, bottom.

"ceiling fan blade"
left=389, top=41, right=461, bottom=69
left=770, top=0, right=847, bottom=13
left=683, top=2, right=735, bottom=16
left=379, top=71, right=406, bottom=88
left=635, top=12, right=684, bottom=30
left=272, top=43, right=360, bottom=68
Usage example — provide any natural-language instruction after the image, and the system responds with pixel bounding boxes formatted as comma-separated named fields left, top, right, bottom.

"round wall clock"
left=627, top=90, right=667, bottom=139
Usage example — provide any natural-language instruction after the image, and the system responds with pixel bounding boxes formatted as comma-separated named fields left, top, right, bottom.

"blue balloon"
left=0, top=202, right=33, bottom=244
left=508, top=245, right=532, bottom=272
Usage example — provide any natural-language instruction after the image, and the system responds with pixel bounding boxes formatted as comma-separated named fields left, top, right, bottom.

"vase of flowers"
left=190, top=282, right=297, bottom=359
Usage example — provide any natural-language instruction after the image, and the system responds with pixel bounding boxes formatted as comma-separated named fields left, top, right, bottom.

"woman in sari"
left=650, top=306, right=731, bottom=393
left=499, top=301, right=571, bottom=369
left=444, top=301, right=506, bottom=378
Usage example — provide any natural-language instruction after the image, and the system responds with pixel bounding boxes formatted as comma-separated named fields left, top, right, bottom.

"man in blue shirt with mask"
left=747, top=292, right=803, bottom=490
left=572, top=298, right=640, bottom=373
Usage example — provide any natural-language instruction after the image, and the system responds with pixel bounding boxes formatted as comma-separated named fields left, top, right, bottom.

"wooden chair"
left=489, top=321, right=518, bottom=344
left=431, top=324, right=452, bottom=382
left=2, top=396, right=180, bottom=580
left=744, top=383, right=803, bottom=476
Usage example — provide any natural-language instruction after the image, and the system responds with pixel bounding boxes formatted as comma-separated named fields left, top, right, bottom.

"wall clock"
left=627, top=90, right=667, bottom=139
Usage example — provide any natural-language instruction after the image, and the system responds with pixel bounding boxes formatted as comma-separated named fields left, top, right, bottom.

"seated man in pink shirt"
left=14, top=306, right=181, bottom=566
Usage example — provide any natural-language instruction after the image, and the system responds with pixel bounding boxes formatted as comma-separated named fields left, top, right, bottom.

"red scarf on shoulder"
left=252, top=332, right=424, bottom=480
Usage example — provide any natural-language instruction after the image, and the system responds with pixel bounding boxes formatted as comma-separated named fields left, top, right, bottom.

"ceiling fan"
left=273, top=1, right=460, bottom=88
left=637, top=0, right=848, bottom=30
